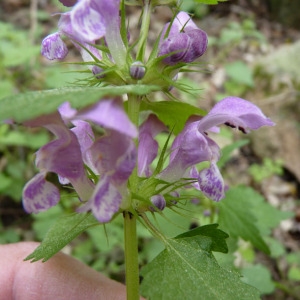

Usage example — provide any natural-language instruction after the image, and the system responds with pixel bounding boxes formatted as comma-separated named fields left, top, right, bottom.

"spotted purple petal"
left=197, top=163, right=225, bottom=201
left=77, top=175, right=122, bottom=223
left=41, top=32, right=68, bottom=60
left=71, top=0, right=106, bottom=42
left=23, top=173, right=60, bottom=213
left=25, top=112, right=93, bottom=202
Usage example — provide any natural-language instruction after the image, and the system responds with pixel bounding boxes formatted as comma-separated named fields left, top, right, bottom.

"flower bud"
left=158, top=12, right=208, bottom=65
left=130, top=61, right=146, bottom=80
left=92, top=66, right=104, bottom=79
left=150, top=195, right=166, bottom=211
left=41, top=32, right=68, bottom=60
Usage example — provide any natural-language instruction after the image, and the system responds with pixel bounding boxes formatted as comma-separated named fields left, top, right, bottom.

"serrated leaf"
left=175, top=223, right=229, bottom=253
left=25, top=213, right=99, bottom=262
left=140, top=101, right=205, bottom=134
left=140, top=237, right=260, bottom=300
left=217, top=187, right=270, bottom=254
left=0, top=85, right=159, bottom=122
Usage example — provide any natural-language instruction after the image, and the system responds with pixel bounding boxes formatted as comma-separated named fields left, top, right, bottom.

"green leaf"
left=140, top=101, right=205, bottom=134
left=217, top=186, right=270, bottom=254
left=241, top=264, right=275, bottom=295
left=0, top=128, right=49, bottom=148
left=288, top=266, right=300, bottom=281
left=175, top=223, right=229, bottom=253
left=25, top=213, right=99, bottom=262
left=0, top=85, right=159, bottom=122
left=242, top=187, right=293, bottom=236
left=225, top=61, right=254, bottom=87
left=140, top=237, right=260, bottom=300
left=192, top=0, right=227, bottom=4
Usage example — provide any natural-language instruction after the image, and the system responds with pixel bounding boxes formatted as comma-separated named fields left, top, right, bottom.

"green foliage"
left=218, top=186, right=293, bottom=256
left=140, top=224, right=260, bottom=300
left=175, top=223, right=229, bottom=253
left=249, top=158, right=284, bottom=183
left=0, top=227, right=21, bottom=244
left=0, top=22, right=40, bottom=99
left=32, top=206, right=64, bottom=241
left=217, top=187, right=270, bottom=254
left=241, top=264, right=275, bottom=295
left=140, top=100, right=206, bottom=134
left=192, top=0, right=228, bottom=4
left=179, top=0, right=209, bottom=18
left=0, top=22, right=40, bottom=68
left=0, top=124, right=49, bottom=148
left=0, top=85, right=159, bottom=122
left=215, top=20, right=266, bottom=46
left=25, top=213, right=100, bottom=262
left=225, top=61, right=254, bottom=87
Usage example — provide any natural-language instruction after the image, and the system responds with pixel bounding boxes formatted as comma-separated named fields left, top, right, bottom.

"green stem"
left=127, top=94, right=140, bottom=132
left=124, top=211, right=140, bottom=300
left=136, top=0, right=152, bottom=61
left=127, top=94, right=140, bottom=189
left=123, top=94, right=141, bottom=299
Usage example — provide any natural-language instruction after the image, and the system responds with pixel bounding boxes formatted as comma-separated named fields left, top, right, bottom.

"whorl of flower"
left=66, top=98, right=137, bottom=222
left=22, top=112, right=94, bottom=213
left=22, top=98, right=138, bottom=223
left=159, top=97, right=275, bottom=201
left=158, top=11, right=208, bottom=65
left=41, top=0, right=121, bottom=61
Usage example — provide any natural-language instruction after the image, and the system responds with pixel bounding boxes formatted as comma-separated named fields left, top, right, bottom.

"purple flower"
left=68, top=98, right=137, bottom=222
left=138, top=114, right=167, bottom=176
left=159, top=97, right=274, bottom=201
left=158, top=11, right=208, bottom=65
left=78, top=130, right=136, bottom=222
left=22, top=112, right=94, bottom=213
left=41, top=0, right=124, bottom=65
left=23, top=98, right=138, bottom=223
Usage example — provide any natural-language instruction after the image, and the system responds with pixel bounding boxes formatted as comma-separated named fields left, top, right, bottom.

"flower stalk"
left=124, top=211, right=140, bottom=300
left=125, top=93, right=141, bottom=299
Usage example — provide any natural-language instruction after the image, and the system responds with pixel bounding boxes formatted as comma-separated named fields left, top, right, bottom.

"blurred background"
left=0, top=0, right=299, bottom=299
